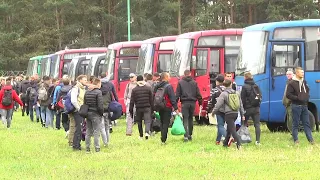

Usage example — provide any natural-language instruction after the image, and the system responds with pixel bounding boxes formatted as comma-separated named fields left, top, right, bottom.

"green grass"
left=1, top=112, right=320, bottom=179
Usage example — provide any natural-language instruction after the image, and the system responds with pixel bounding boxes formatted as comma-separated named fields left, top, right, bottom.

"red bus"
left=105, top=41, right=143, bottom=112
left=52, top=48, right=107, bottom=78
left=136, top=36, right=177, bottom=75
left=170, top=29, right=243, bottom=121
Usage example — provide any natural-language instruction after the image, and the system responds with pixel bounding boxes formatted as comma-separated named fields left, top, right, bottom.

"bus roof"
left=107, top=41, right=143, bottom=50
left=29, top=55, right=45, bottom=61
left=177, top=29, right=243, bottom=39
left=55, top=47, right=107, bottom=55
left=143, top=36, right=177, bottom=43
left=245, top=19, right=320, bottom=31
left=42, top=54, right=56, bottom=58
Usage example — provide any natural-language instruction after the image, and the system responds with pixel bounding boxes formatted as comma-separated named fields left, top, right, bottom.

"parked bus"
left=26, top=55, right=44, bottom=77
left=87, top=54, right=107, bottom=78
left=235, top=19, right=320, bottom=132
left=170, top=29, right=243, bottom=122
left=105, top=41, right=143, bottom=112
left=40, top=54, right=58, bottom=78
left=51, top=48, right=108, bottom=78
left=136, top=36, right=176, bottom=75
left=68, top=55, right=96, bottom=82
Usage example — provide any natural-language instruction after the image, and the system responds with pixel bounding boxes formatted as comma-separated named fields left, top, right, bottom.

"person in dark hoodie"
left=0, top=77, right=24, bottom=129
left=57, top=77, right=72, bottom=134
left=212, top=79, right=245, bottom=150
left=130, top=75, right=153, bottom=140
left=176, top=70, right=202, bottom=142
left=286, top=67, right=314, bottom=145
left=84, top=78, right=104, bottom=153
left=241, top=72, right=262, bottom=145
left=19, top=76, right=31, bottom=116
left=27, top=77, right=41, bottom=123
left=154, top=72, right=178, bottom=145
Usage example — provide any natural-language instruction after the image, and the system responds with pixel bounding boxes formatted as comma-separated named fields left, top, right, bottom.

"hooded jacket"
left=39, top=83, right=54, bottom=107
left=176, top=76, right=202, bottom=105
left=282, top=79, right=292, bottom=107
left=101, top=77, right=118, bottom=102
left=52, top=83, right=63, bottom=104
left=129, top=81, right=153, bottom=115
left=241, top=78, right=258, bottom=109
left=286, top=76, right=309, bottom=105
left=71, top=82, right=86, bottom=111
left=154, top=81, right=178, bottom=111
left=26, top=80, right=39, bottom=105
left=0, top=85, right=23, bottom=109
left=207, top=85, right=225, bottom=113
left=124, top=81, right=137, bottom=103
left=212, top=87, right=245, bottom=116
left=84, top=87, right=104, bottom=116
left=20, top=80, right=31, bottom=95
left=57, top=84, right=72, bottom=102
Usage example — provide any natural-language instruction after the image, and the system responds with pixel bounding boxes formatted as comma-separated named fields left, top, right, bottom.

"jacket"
left=101, top=77, right=118, bottom=102
left=176, top=76, right=202, bottom=105
left=20, top=80, right=31, bottom=94
left=84, top=88, right=104, bottom=116
left=52, top=83, right=63, bottom=104
left=207, top=85, right=225, bottom=113
left=241, top=78, right=258, bottom=109
left=0, top=85, right=23, bottom=109
left=26, top=81, right=39, bottom=105
left=154, top=81, right=178, bottom=111
left=71, top=82, right=86, bottom=111
left=124, top=82, right=137, bottom=102
left=57, top=85, right=72, bottom=102
left=286, top=76, right=309, bottom=105
left=212, top=88, right=245, bottom=116
left=39, top=83, right=54, bottom=107
left=129, top=81, right=153, bottom=115
left=282, top=79, right=292, bottom=107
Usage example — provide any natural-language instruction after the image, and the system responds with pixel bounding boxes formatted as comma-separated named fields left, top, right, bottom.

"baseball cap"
left=129, top=73, right=136, bottom=78
left=216, top=74, right=225, bottom=83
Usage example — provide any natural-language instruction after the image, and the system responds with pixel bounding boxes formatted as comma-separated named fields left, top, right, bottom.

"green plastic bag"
left=154, top=112, right=161, bottom=120
left=171, top=115, right=185, bottom=136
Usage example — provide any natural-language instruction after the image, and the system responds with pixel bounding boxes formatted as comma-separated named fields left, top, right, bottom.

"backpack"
left=2, top=89, right=12, bottom=106
left=38, top=85, right=48, bottom=101
left=154, top=84, right=170, bottom=111
left=63, top=87, right=80, bottom=114
left=249, top=84, right=262, bottom=107
left=28, top=87, right=37, bottom=101
left=227, top=92, right=240, bottom=111
left=101, top=82, right=114, bottom=110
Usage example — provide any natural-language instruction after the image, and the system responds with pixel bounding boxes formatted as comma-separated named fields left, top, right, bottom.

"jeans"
left=159, top=109, right=172, bottom=143
left=181, top=102, right=195, bottom=139
left=41, top=106, right=54, bottom=128
left=61, top=113, right=69, bottom=132
left=223, top=113, right=241, bottom=146
left=85, top=112, right=102, bottom=150
left=135, top=107, right=152, bottom=137
left=126, top=99, right=135, bottom=135
left=22, top=100, right=28, bottom=116
left=55, top=111, right=61, bottom=129
left=72, top=112, right=84, bottom=149
left=216, top=114, right=226, bottom=142
left=68, top=114, right=76, bottom=146
left=101, top=113, right=110, bottom=145
left=244, top=108, right=261, bottom=143
left=29, top=102, right=40, bottom=122
left=291, top=104, right=313, bottom=142
left=1, top=109, right=13, bottom=128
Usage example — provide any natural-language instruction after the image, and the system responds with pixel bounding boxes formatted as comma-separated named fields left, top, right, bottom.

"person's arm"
left=212, top=92, right=226, bottom=114
left=111, top=84, right=118, bottom=102
left=238, top=93, right=245, bottom=117
left=167, top=85, right=178, bottom=111
left=286, top=83, right=298, bottom=101
left=124, top=84, right=129, bottom=102
left=13, top=90, right=24, bottom=107
left=175, top=82, right=181, bottom=103
left=97, top=91, right=104, bottom=116
left=241, top=86, right=246, bottom=109
left=149, top=87, right=153, bottom=111
left=52, top=86, right=61, bottom=104
left=129, top=89, right=135, bottom=116
left=71, top=87, right=80, bottom=111
left=195, top=82, right=202, bottom=105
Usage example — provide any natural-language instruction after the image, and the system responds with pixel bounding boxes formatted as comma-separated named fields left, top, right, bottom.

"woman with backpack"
left=0, top=77, right=23, bottom=129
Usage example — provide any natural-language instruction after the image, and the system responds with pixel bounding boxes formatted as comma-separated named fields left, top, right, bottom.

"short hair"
left=43, top=76, right=50, bottom=81
left=184, top=70, right=191, bottom=76
left=144, top=73, right=148, bottom=78
left=92, top=78, right=101, bottom=85
left=62, top=78, right=70, bottom=85
left=137, top=75, right=144, bottom=81
left=244, top=72, right=252, bottom=79
left=223, top=79, right=232, bottom=87
left=153, top=72, right=160, bottom=77
left=161, top=72, right=169, bottom=81
left=146, top=73, right=153, bottom=81
left=295, top=67, right=303, bottom=73
left=225, top=72, right=233, bottom=76
left=77, top=75, right=87, bottom=81
left=100, top=73, right=107, bottom=78
left=89, top=76, right=95, bottom=82
left=52, top=78, right=58, bottom=83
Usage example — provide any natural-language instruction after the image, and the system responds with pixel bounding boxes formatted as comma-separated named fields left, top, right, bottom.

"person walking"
left=38, top=76, right=55, bottom=128
left=176, top=70, right=202, bottom=142
left=84, top=78, right=104, bottom=153
left=130, top=75, right=153, bottom=140
left=26, top=77, right=41, bottom=123
left=19, top=76, right=31, bottom=116
left=212, top=79, right=245, bottom=150
left=0, top=77, right=24, bottom=129
left=241, top=72, right=262, bottom=145
left=70, top=75, right=87, bottom=150
left=286, top=67, right=314, bottom=145
left=154, top=72, right=178, bottom=145
left=207, top=74, right=226, bottom=145
left=124, top=73, right=137, bottom=136
left=57, top=77, right=72, bottom=135
left=225, top=72, right=237, bottom=91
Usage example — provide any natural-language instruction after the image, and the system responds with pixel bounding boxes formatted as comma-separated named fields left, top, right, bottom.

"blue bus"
left=235, top=19, right=320, bottom=132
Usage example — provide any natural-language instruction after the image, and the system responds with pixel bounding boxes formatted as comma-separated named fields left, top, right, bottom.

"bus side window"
left=195, top=50, right=208, bottom=76
left=272, top=44, right=301, bottom=76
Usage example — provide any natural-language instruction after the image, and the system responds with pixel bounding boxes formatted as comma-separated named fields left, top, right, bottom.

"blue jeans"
left=291, top=104, right=313, bottom=142
left=41, top=106, right=54, bottom=128
left=29, top=102, right=40, bottom=122
left=55, top=111, right=61, bottom=129
left=216, top=114, right=226, bottom=142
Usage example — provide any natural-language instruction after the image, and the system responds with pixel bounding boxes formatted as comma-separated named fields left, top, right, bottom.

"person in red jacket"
left=0, top=77, right=23, bottom=129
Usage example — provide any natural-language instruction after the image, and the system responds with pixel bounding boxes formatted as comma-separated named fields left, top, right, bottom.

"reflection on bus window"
left=119, top=59, right=138, bottom=81
left=158, top=54, right=171, bottom=73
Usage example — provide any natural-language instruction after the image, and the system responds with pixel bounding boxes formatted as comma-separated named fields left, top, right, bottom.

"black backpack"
left=2, top=89, right=12, bottom=106
left=28, top=87, right=37, bottom=101
left=154, top=84, right=170, bottom=111
left=249, top=84, right=262, bottom=107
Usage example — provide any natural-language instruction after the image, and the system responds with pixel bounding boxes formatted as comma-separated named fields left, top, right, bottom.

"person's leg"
left=216, top=114, right=226, bottom=142
left=56, top=111, right=61, bottom=130
left=36, top=107, right=41, bottom=123
left=135, top=109, right=143, bottom=138
left=188, top=103, right=195, bottom=139
left=125, top=102, right=133, bottom=135
left=45, top=107, right=53, bottom=128
left=22, top=100, right=26, bottom=116
left=29, top=102, right=34, bottom=122
left=252, top=111, right=261, bottom=143
left=92, top=114, right=101, bottom=151
left=62, top=113, right=69, bottom=132
left=160, top=110, right=171, bottom=143
left=104, top=114, right=110, bottom=144
left=291, top=104, right=301, bottom=142
left=181, top=103, right=190, bottom=140
left=225, top=114, right=241, bottom=148
left=6, top=109, right=13, bottom=128
left=40, top=106, right=46, bottom=126
left=100, top=115, right=108, bottom=145
left=1, top=109, right=7, bottom=127
left=85, top=118, right=93, bottom=151
left=72, top=112, right=84, bottom=150
left=68, top=114, right=76, bottom=146
left=143, top=108, right=152, bottom=136
left=301, top=106, right=314, bottom=142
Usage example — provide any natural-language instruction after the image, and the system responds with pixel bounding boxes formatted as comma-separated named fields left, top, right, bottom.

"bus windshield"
left=136, top=43, right=154, bottom=75
left=106, top=50, right=116, bottom=80
left=225, top=35, right=242, bottom=73
left=27, top=61, right=33, bottom=76
left=49, top=55, right=59, bottom=78
left=40, top=57, right=51, bottom=77
left=170, top=39, right=193, bottom=76
left=236, top=31, right=268, bottom=76
left=119, top=59, right=138, bottom=81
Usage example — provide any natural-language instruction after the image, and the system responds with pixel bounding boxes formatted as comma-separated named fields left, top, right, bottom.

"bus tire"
left=309, top=110, right=315, bottom=132
left=267, top=122, right=284, bottom=132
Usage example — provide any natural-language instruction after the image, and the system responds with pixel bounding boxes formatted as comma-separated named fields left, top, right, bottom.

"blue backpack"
left=63, top=87, right=79, bottom=114
left=108, top=100, right=122, bottom=121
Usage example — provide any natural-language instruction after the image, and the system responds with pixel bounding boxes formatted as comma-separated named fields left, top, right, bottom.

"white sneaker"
left=65, top=131, right=69, bottom=139
left=255, top=141, right=261, bottom=146
left=145, top=133, right=150, bottom=140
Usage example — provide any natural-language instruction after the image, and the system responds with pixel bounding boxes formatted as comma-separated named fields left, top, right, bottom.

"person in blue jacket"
left=52, top=79, right=63, bottom=130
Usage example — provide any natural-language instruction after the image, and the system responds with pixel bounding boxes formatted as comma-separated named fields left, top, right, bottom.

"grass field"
left=1, top=112, right=320, bottom=179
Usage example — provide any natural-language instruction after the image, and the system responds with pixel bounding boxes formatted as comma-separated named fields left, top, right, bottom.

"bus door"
left=95, top=57, right=105, bottom=77
left=269, top=41, right=304, bottom=121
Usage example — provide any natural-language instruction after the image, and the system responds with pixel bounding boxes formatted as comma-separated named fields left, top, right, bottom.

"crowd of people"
left=0, top=66, right=314, bottom=153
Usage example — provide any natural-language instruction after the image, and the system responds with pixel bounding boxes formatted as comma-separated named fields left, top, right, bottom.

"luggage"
left=237, top=125, right=252, bottom=144
left=171, top=115, right=186, bottom=136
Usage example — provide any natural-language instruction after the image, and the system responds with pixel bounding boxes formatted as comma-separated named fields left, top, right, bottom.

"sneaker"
left=228, top=138, right=234, bottom=147
left=236, top=144, right=242, bottom=150
left=95, top=148, right=100, bottom=153
left=294, top=140, right=300, bottom=145
left=73, top=147, right=81, bottom=151
left=145, top=133, right=150, bottom=140
left=161, top=142, right=166, bottom=145
left=86, top=148, right=90, bottom=154
left=188, top=136, right=192, bottom=141
left=310, top=141, right=315, bottom=145
left=65, top=131, right=69, bottom=139
left=255, top=141, right=261, bottom=146
left=215, top=141, right=220, bottom=145
left=183, top=138, right=188, bottom=143
left=104, top=144, right=108, bottom=147
left=110, top=128, right=113, bottom=133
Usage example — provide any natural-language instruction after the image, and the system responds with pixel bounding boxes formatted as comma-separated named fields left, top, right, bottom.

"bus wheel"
left=309, top=110, right=316, bottom=132
left=286, top=110, right=315, bottom=132
left=267, top=122, right=284, bottom=132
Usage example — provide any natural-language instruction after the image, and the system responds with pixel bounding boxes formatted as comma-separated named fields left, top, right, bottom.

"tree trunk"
left=230, top=0, right=235, bottom=24
left=191, top=0, right=195, bottom=31
left=55, top=2, right=62, bottom=50
left=178, top=0, right=182, bottom=34
left=248, top=4, right=253, bottom=24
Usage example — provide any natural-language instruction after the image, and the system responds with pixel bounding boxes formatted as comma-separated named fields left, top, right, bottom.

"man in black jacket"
left=20, top=76, right=31, bottom=116
left=176, top=70, right=202, bottom=142
left=286, top=67, right=314, bottom=145
left=241, top=72, right=261, bottom=145
left=130, top=75, right=153, bottom=140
